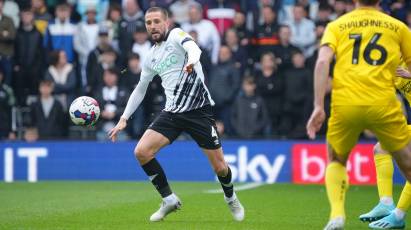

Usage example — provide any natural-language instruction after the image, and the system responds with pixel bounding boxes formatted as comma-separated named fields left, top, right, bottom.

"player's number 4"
left=349, top=33, right=387, bottom=66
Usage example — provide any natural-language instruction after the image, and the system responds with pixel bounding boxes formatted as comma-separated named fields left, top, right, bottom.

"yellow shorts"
left=327, top=101, right=411, bottom=156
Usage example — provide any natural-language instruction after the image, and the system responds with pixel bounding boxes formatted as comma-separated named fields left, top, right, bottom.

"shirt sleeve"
left=400, top=24, right=411, bottom=66
left=321, top=22, right=338, bottom=52
left=171, top=28, right=202, bottom=65
left=121, top=60, right=156, bottom=120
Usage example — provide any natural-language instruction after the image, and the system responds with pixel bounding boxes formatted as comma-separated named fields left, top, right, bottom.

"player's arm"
left=306, top=45, right=334, bottom=139
left=108, top=69, right=154, bottom=142
left=399, top=24, right=411, bottom=76
left=174, top=28, right=202, bottom=73
left=306, top=22, right=337, bottom=139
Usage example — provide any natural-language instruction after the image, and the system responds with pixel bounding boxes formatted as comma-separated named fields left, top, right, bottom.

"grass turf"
left=0, top=182, right=409, bottom=230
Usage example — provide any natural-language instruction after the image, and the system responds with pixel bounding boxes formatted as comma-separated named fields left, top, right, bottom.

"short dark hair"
left=39, top=79, right=54, bottom=86
left=105, top=67, right=119, bottom=77
left=358, top=0, right=380, bottom=6
left=146, top=7, right=168, bottom=19
left=48, top=50, right=61, bottom=66
left=128, top=52, right=140, bottom=60
left=243, top=76, right=255, bottom=85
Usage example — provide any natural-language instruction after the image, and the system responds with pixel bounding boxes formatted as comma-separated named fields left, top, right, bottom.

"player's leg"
left=323, top=145, right=349, bottom=230
left=367, top=104, right=411, bottom=229
left=359, top=143, right=395, bottom=222
left=182, top=106, right=244, bottom=221
left=202, top=147, right=244, bottom=221
left=323, top=105, right=364, bottom=230
left=135, top=112, right=183, bottom=221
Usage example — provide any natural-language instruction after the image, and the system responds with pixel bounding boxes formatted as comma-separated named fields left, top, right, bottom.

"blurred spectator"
left=143, top=75, right=165, bottom=123
left=331, top=0, right=346, bottom=19
left=0, top=0, right=16, bottom=86
left=118, top=0, right=144, bottom=65
left=101, top=3, right=122, bottom=49
left=224, top=28, right=247, bottom=72
left=145, top=0, right=174, bottom=8
left=381, top=0, right=409, bottom=22
left=247, top=0, right=283, bottom=27
left=131, top=27, right=150, bottom=66
left=45, top=0, right=58, bottom=14
left=188, top=30, right=212, bottom=80
left=45, top=50, right=76, bottom=111
left=406, top=9, right=411, bottom=29
left=204, top=0, right=239, bottom=36
left=29, top=79, right=67, bottom=139
left=182, top=4, right=221, bottom=64
left=86, top=28, right=112, bottom=92
left=169, top=0, right=200, bottom=25
left=14, top=7, right=45, bottom=106
left=273, top=25, right=300, bottom=71
left=3, top=0, right=19, bottom=27
left=231, top=76, right=270, bottom=138
left=315, top=3, right=332, bottom=23
left=286, top=4, right=316, bottom=57
left=87, top=45, right=117, bottom=94
left=31, top=0, right=52, bottom=35
left=0, top=68, right=16, bottom=140
left=121, top=52, right=140, bottom=91
left=280, top=51, right=311, bottom=138
left=208, top=45, right=241, bottom=134
left=24, top=127, right=38, bottom=142
left=167, top=10, right=181, bottom=29
left=251, top=5, right=279, bottom=61
left=122, top=53, right=144, bottom=138
left=345, top=0, right=355, bottom=13
left=44, top=3, right=76, bottom=63
left=74, top=6, right=99, bottom=89
left=254, top=52, right=283, bottom=136
left=76, top=0, right=109, bottom=22
left=231, top=11, right=250, bottom=46
left=295, top=0, right=319, bottom=20
left=94, top=67, right=128, bottom=140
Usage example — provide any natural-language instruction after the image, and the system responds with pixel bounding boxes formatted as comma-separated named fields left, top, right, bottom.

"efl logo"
left=292, top=144, right=376, bottom=185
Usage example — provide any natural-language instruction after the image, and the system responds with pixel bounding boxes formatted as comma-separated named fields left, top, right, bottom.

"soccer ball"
left=69, top=96, right=100, bottom=126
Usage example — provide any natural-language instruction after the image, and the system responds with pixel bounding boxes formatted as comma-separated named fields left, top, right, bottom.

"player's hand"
left=184, top=63, right=193, bottom=73
left=306, top=106, right=326, bottom=140
left=396, top=67, right=411, bottom=79
left=108, top=117, right=127, bottom=142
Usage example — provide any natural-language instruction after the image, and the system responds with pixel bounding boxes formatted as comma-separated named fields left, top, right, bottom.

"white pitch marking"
left=204, top=182, right=264, bottom=194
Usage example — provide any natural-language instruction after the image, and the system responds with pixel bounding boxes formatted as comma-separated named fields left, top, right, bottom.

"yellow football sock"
left=325, top=162, right=349, bottom=219
left=397, top=182, right=411, bottom=211
left=374, top=154, right=394, bottom=198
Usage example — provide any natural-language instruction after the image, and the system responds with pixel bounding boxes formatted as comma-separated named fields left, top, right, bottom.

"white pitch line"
left=204, top=182, right=265, bottom=194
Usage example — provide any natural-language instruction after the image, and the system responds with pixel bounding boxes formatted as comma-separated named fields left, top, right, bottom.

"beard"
left=150, top=31, right=166, bottom=43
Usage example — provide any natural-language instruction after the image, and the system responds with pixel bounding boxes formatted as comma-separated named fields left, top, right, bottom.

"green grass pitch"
left=0, top=182, right=410, bottom=229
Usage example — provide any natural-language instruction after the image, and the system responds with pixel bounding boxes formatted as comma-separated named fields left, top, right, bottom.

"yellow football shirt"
left=321, top=7, right=411, bottom=105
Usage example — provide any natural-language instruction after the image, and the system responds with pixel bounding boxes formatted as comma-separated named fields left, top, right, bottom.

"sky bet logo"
left=3, top=148, right=48, bottom=182
left=224, top=146, right=286, bottom=183
left=292, top=144, right=376, bottom=185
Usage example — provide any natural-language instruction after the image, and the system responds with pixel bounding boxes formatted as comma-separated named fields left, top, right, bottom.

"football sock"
left=325, top=162, right=348, bottom=219
left=374, top=154, right=394, bottom=201
left=142, top=158, right=172, bottom=198
left=397, top=181, right=411, bottom=214
left=218, top=166, right=234, bottom=198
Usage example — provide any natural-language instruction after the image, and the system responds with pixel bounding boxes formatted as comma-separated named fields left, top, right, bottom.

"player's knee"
left=134, top=145, right=155, bottom=163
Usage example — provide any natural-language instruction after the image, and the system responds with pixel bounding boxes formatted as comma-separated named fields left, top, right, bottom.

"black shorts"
left=148, top=105, right=221, bottom=149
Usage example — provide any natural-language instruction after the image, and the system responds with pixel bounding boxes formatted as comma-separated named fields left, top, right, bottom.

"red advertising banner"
left=292, top=144, right=376, bottom=185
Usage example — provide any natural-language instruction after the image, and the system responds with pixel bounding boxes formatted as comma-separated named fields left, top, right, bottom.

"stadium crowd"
left=0, top=0, right=410, bottom=141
